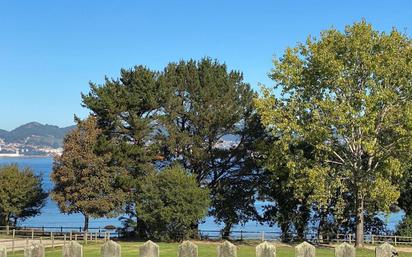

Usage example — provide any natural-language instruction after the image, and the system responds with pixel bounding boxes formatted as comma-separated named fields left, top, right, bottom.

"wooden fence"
left=335, top=233, right=412, bottom=246
left=0, top=226, right=110, bottom=253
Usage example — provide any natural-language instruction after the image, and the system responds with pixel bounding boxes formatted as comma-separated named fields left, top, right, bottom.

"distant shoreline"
left=0, top=155, right=53, bottom=159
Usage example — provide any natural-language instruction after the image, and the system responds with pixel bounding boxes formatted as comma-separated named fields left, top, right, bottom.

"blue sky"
left=0, top=1, right=411, bottom=130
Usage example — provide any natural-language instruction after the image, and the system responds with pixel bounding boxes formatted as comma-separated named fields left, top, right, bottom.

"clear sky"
left=0, top=1, right=411, bottom=130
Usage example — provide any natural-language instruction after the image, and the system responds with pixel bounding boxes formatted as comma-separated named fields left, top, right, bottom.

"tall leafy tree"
left=51, top=116, right=128, bottom=231
left=255, top=21, right=412, bottom=247
left=82, top=58, right=262, bottom=235
left=0, top=164, right=47, bottom=226
left=82, top=66, right=162, bottom=179
left=82, top=66, right=166, bottom=233
left=159, top=59, right=262, bottom=232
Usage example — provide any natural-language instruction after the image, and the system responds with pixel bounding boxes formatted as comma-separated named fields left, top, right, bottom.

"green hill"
left=0, top=122, right=75, bottom=148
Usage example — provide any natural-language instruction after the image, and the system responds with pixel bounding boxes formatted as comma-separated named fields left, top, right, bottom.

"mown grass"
left=6, top=241, right=412, bottom=257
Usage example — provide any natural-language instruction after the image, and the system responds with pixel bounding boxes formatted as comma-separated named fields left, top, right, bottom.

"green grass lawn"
left=6, top=241, right=412, bottom=257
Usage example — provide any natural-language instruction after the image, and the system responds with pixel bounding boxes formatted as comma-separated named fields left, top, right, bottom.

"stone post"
left=101, top=240, right=121, bottom=257
left=295, top=242, right=315, bottom=257
left=63, top=241, right=83, bottom=257
left=24, top=242, right=45, bottom=257
left=0, top=247, right=6, bottom=257
left=179, top=241, right=198, bottom=257
left=140, top=240, right=159, bottom=257
left=335, top=243, right=355, bottom=257
left=256, top=241, right=276, bottom=257
left=376, top=243, right=397, bottom=257
left=218, top=241, right=237, bottom=257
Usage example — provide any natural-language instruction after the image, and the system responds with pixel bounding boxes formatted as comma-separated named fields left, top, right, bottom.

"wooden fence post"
left=12, top=229, right=15, bottom=253
left=31, top=229, right=34, bottom=239
left=51, top=232, right=54, bottom=249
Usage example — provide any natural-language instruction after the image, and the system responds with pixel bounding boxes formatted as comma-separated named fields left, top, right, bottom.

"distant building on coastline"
left=0, top=149, right=21, bottom=157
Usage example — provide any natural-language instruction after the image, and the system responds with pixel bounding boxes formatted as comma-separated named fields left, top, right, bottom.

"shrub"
left=136, top=165, right=210, bottom=241
left=396, top=215, right=412, bottom=237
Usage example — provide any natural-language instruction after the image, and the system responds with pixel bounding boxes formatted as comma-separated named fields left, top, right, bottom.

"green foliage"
left=159, top=59, right=256, bottom=184
left=82, top=66, right=161, bottom=179
left=82, top=58, right=262, bottom=235
left=136, top=165, right=210, bottom=241
left=209, top=175, right=259, bottom=239
left=160, top=59, right=263, bottom=233
left=399, top=169, right=412, bottom=215
left=396, top=215, right=412, bottom=237
left=0, top=164, right=47, bottom=226
left=255, top=21, right=412, bottom=246
left=51, top=116, right=128, bottom=230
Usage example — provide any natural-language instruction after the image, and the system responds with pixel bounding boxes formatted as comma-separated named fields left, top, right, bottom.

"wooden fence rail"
left=335, top=233, right=412, bottom=246
left=2, top=226, right=412, bottom=246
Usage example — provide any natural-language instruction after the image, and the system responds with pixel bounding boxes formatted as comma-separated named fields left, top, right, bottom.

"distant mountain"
left=0, top=122, right=75, bottom=148
left=0, top=129, right=8, bottom=139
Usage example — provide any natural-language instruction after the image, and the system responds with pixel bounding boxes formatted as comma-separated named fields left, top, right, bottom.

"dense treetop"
left=255, top=21, right=412, bottom=246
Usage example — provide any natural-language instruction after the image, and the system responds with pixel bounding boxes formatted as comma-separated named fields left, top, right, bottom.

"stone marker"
left=179, top=241, right=198, bottom=257
left=63, top=241, right=83, bottom=257
left=139, top=241, right=159, bottom=257
left=0, top=247, right=7, bottom=257
left=335, top=243, right=355, bottom=257
left=218, top=241, right=237, bottom=257
left=256, top=242, right=276, bottom=257
left=295, top=242, right=315, bottom=257
left=24, top=242, right=45, bottom=257
left=101, top=240, right=121, bottom=257
left=376, top=243, right=397, bottom=257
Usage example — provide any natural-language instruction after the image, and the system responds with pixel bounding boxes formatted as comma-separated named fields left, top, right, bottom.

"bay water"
left=0, top=157, right=404, bottom=236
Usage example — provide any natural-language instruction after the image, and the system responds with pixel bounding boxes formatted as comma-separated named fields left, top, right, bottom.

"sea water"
left=0, top=157, right=403, bottom=235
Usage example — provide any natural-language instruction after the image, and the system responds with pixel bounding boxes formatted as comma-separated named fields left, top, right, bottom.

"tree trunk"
left=280, top=222, right=291, bottom=242
left=83, top=214, right=89, bottom=232
left=222, top=223, right=232, bottom=240
left=317, top=214, right=325, bottom=243
left=296, top=202, right=310, bottom=241
left=190, top=221, right=200, bottom=239
left=1, top=213, right=10, bottom=226
left=355, top=197, right=364, bottom=247
left=0, top=214, right=7, bottom=226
